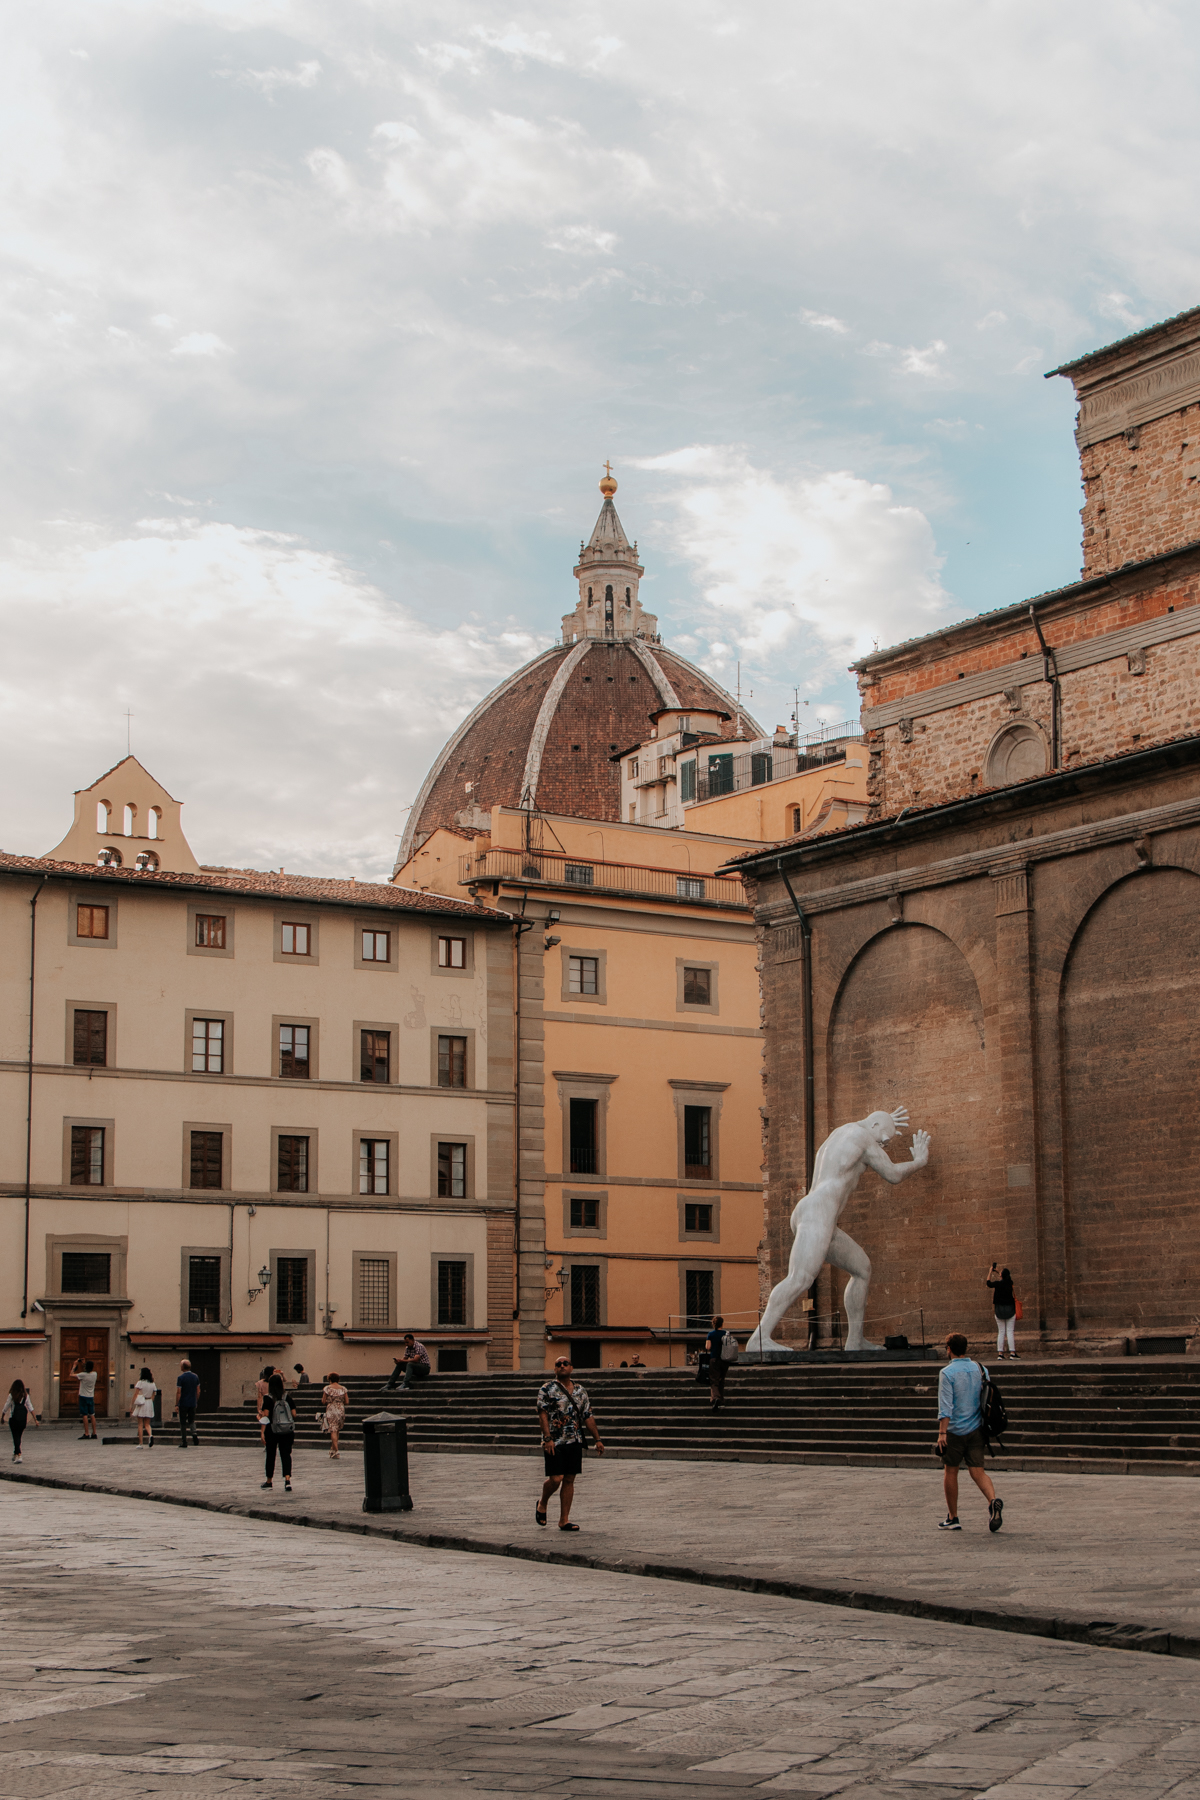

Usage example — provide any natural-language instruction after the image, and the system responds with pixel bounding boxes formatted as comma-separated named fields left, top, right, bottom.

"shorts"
left=942, top=1428, right=985, bottom=1469
left=78, top=1396, right=95, bottom=1417
left=543, top=1441, right=584, bottom=1478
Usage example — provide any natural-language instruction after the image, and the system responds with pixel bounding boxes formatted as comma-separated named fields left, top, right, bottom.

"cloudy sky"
left=5, top=1, right=1200, bottom=876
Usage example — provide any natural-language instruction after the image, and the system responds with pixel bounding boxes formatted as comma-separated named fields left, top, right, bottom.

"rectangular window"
left=569, top=1098, right=597, bottom=1174
left=61, top=1250, right=111, bottom=1293
left=276, top=1256, right=308, bottom=1325
left=188, top=1254, right=222, bottom=1322
left=279, top=1024, right=310, bottom=1079
left=751, top=751, right=772, bottom=786
left=437, top=1034, right=467, bottom=1088
left=76, top=904, right=109, bottom=940
left=360, top=1029, right=390, bottom=1084
left=190, top=1130, right=223, bottom=1190
left=568, top=955, right=599, bottom=996
left=628, top=758, right=639, bottom=779
left=437, top=1259, right=467, bottom=1326
left=359, top=1257, right=390, bottom=1328
left=277, top=1135, right=309, bottom=1193
left=792, top=807, right=803, bottom=835
left=70, top=1126, right=105, bottom=1187
left=684, top=1202, right=713, bottom=1233
left=191, top=1017, right=224, bottom=1073
left=678, top=716, right=692, bottom=734
left=685, top=1268, right=715, bottom=1328
left=570, top=1196, right=599, bottom=1229
left=707, top=752, right=734, bottom=796
left=359, top=1138, right=389, bottom=1195
left=73, top=1010, right=108, bottom=1067
left=680, top=759, right=696, bottom=802
left=195, top=913, right=226, bottom=948
left=684, top=1106, right=712, bottom=1178
left=682, top=966, right=711, bottom=1006
left=570, top=1264, right=600, bottom=1326
left=437, top=1142, right=466, bottom=1198
left=281, top=922, right=310, bottom=957
left=676, top=876, right=705, bottom=900
left=438, top=936, right=466, bottom=968
left=564, top=863, right=595, bottom=887
left=361, top=929, right=391, bottom=962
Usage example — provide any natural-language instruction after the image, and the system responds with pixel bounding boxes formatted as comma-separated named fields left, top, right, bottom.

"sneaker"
left=938, top=1516, right=962, bottom=1531
left=284, top=1479, right=292, bottom=1492
left=989, top=1497, right=1004, bottom=1534
left=261, top=1480, right=273, bottom=1489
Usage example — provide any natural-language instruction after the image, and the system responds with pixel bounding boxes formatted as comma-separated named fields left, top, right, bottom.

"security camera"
left=31, top=1300, right=45, bottom=1314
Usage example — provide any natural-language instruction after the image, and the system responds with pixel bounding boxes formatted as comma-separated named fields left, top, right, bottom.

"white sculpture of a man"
left=746, top=1107, right=931, bottom=1355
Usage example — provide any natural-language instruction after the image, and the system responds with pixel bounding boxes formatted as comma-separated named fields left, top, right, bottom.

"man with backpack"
left=705, top=1315, right=739, bottom=1412
left=937, top=1333, right=1003, bottom=1532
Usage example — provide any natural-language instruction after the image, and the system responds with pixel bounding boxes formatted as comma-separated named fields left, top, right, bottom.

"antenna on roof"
left=734, top=663, right=753, bottom=739
left=124, top=709, right=134, bottom=756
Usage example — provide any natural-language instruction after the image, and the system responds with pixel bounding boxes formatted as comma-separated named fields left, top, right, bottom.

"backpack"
left=270, top=1396, right=294, bottom=1435
left=979, top=1369, right=1008, bottom=1453
left=719, top=1331, right=739, bottom=1363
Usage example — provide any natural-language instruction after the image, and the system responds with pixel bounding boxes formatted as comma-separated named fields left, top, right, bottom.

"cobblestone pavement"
left=4, top=1485, right=1200, bottom=1800
left=10, top=1431, right=1200, bottom=1640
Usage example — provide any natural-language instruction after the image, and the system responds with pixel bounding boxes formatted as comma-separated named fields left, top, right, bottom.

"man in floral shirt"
left=536, top=1356, right=605, bottom=1531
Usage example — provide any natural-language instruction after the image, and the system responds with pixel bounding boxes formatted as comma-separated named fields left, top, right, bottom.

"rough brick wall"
left=1060, top=866, right=1200, bottom=1330
left=486, top=1212, right=516, bottom=1369
left=825, top=924, right=999, bottom=1347
left=1081, top=407, right=1200, bottom=576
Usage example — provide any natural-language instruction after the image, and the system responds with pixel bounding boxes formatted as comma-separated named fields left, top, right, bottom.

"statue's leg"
left=827, top=1228, right=875, bottom=1352
left=745, top=1205, right=832, bottom=1351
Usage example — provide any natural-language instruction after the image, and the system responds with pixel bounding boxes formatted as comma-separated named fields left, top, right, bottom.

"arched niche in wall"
left=1060, top=867, right=1200, bottom=1335
left=825, top=923, right=995, bottom=1345
left=984, top=719, right=1048, bottom=788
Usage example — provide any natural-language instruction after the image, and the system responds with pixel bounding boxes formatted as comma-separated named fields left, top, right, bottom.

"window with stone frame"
left=358, top=1257, right=390, bottom=1327
left=70, top=1126, right=105, bottom=1186
left=190, top=1131, right=223, bottom=1190
left=361, top=929, right=391, bottom=963
left=73, top=1010, right=108, bottom=1067
left=280, top=922, right=311, bottom=957
left=437, top=1260, right=467, bottom=1326
left=277, top=1135, right=309, bottom=1193
left=684, top=1105, right=712, bottom=1178
left=437, top=1034, right=466, bottom=1088
left=192, top=1018, right=224, bottom=1073
left=684, top=1202, right=713, bottom=1233
left=568, top=955, right=599, bottom=995
left=61, top=1250, right=111, bottom=1292
left=195, top=914, right=226, bottom=948
left=276, top=1257, right=308, bottom=1325
left=682, top=966, right=711, bottom=1006
left=570, top=1196, right=600, bottom=1229
left=438, top=936, right=466, bottom=969
left=360, top=1029, right=390, bottom=1084
left=359, top=1138, right=389, bottom=1195
left=685, top=1268, right=714, bottom=1328
left=438, top=1142, right=466, bottom=1198
left=188, top=1255, right=221, bottom=1323
left=570, top=1264, right=600, bottom=1326
left=76, top=903, right=109, bottom=939
left=279, top=1024, right=310, bottom=1079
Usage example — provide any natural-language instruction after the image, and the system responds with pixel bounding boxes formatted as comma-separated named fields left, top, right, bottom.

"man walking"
left=174, top=1359, right=201, bottom=1448
left=704, top=1315, right=737, bottom=1412
left=535, top=1356, right=605, bottom=1531
left=383, top=1334, right=431, bottom=1392
left=937, top=1333, right=1003, bottom=1532
left=70, top=1357, right=100, bottom=1439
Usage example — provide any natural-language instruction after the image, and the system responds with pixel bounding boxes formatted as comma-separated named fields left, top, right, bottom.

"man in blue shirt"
left=937, top=1333, right=1002, bottom=1532
left=174, top=1360, right=201, bottom=1448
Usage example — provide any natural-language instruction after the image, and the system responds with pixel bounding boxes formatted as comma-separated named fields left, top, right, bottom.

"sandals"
left=559, top=1522, right=580, bottom=1531
left=535, top=1505, right=547, bottom=1526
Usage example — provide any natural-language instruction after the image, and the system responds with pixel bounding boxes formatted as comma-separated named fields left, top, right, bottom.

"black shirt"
left=987, top=1274, right=1015, bottom=1313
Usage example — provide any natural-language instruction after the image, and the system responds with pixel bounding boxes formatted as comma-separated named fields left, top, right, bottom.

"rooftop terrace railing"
left=690, top=726, right=863, bottom=804
left=458, top=847, right=748, bottom=908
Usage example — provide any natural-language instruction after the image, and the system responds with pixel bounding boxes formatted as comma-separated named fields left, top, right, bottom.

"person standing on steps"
left=3, top=1380, right=39, bottom=1462
left=174, top=1359, right=201, bottom=1447
left=261, top=1373, right=295, bottom=1493
left=535, top=1356, right=605, bottom=1531
left=320, top=1372, right=349, bottom=1458
left=70, top=1357, right=100, bottom=1439
left=293, top=1363, right=311, bottom=1387
left=129, top=1367, right=157, bottom=1447
left=937, top=1333, right=1003, bottom=1534
left=986, top=1264, right=1019, bottom=1359
left=704, top=1315, right=738, bottom=1411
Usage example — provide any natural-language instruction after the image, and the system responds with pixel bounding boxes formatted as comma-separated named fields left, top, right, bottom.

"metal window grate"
left=685, top=1268, right=714, bottom=1329
left=188, top=1255, right=221, bottom=1323
left=276, top=1257, right=308, bottom=1325
left=358, top=1257, right=390, bottom=1327
left=570, top=1264, right=600, bottom=1325
left=437, top=1260, right=467, bottom=1326
left=61, top=1251, right=111, bottom=1294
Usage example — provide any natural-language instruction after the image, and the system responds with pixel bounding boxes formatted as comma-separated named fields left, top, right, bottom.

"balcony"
left=458, top=847, right=747, bottom=908
left=690, top=724, right=863, bottom=803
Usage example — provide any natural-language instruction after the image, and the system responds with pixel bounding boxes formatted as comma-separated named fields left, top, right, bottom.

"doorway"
left=58, top=1329, right=109, bottom=1418
left=569, top=1339, right=602, bottom=1369
left=185, top=1347, right=221, bottom=1412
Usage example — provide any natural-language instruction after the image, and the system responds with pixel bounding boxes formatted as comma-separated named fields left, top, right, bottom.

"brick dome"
left=397, top=480, right=760, bottom=864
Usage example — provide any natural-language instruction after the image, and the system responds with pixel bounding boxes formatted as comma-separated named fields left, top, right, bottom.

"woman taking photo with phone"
left=986, top=1263, right=1019, bottom=1359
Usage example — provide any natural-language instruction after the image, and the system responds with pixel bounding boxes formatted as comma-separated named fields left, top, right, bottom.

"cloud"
left=226, top=60, right=322, bottom=97
left=0, top=520, right=544, bottom=877
left=169, top=332, right=231, bottom=358
left=800, top=310, right=849, bottom=334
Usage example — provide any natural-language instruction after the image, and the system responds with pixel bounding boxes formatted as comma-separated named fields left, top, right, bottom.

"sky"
left=5, top=1, right=1200, bottom=876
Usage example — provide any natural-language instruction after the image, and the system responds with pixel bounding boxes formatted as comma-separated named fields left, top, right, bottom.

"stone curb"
left=4, top=1465, right=1197, bottom=1664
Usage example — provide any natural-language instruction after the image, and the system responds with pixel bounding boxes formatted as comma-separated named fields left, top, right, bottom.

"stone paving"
left=10, top=1428, right=1200, bottom=1641
left=5, top=1483, right=1200, bottom=1799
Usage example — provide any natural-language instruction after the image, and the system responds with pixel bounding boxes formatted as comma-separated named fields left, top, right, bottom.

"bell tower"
left=562, top=468, right=658, bottom=643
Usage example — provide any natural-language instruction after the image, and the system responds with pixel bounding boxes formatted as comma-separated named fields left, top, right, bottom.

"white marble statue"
left=746, top=1107, right=931, bottom=1354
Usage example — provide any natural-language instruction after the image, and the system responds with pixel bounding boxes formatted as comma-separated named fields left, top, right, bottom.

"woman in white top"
left=129, top=1367, right=158, bottom=1447
left=2, top=1380, right=39, bottom=1462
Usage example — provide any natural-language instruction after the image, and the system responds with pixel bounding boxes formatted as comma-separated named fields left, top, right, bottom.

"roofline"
left=1045, top=303, right=1200, bottom=380
left=851, top=536, right=1200, bottom=673
left=0, top=856, right=506, bottom=920
left=720, top=733, right=1200, bottom=875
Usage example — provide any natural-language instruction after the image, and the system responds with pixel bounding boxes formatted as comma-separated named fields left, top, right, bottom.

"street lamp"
left=248, top=1264, right=272, bottom=1304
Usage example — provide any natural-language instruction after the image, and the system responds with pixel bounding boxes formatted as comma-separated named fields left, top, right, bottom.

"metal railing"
left=458, top=847, right=747, bottom=907
left=691, top=732, right=863, bottom=804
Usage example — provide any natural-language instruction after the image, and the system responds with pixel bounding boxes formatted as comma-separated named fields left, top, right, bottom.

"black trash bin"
left=361, top=1410, right=413, bottom=1513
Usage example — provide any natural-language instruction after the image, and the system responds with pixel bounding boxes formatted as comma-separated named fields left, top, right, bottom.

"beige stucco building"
left=0, top=758, right=515, bottom=1419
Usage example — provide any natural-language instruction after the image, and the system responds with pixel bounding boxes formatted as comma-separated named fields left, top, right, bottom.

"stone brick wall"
left=1081, top=407, right=1200, bottom=576
left=486, top=1212, right=516, bottom=1369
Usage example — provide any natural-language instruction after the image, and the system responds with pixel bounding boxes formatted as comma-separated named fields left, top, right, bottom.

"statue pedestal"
left=737, top=1345, right=936, bottom=1365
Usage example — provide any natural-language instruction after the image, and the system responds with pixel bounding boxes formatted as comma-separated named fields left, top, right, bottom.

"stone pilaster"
left=516, top=932, right=548, bottom=1370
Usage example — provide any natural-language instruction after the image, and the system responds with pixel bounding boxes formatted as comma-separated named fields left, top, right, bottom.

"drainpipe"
left=777, top=858, right=820, bottom=1346
left=22, top=878, right=47, bottom=1319
left=1028, top=602, right=1060, bottom=770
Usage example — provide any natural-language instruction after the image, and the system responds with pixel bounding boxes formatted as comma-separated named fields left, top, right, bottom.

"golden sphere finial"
left=599, top=460, right=617, bottom=498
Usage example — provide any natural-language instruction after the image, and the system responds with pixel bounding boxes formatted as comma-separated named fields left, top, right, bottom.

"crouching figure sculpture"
left=745, top=1107, right=931, bottom=1355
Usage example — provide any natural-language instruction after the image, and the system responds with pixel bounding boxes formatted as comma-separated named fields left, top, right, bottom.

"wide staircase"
left=169, top=1361, right=1200, bottom=1472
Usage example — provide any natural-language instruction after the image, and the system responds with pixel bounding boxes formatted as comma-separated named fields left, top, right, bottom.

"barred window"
left=685, top=1268, right=714, bottom=1328
left=188, top=1255, right=221, bottom=1323
left=61, top=1250, right=110, bottom=1292
left=570, top=1264, right=600, bottom=1326
left=276, top=1256, right=308, bottom=1325
left=437, top=1259, right=467, bottom=1326
left=358, top=1257, right=390, bottom=1328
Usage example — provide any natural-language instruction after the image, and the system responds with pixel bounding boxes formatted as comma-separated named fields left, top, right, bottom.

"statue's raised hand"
left=910, top=1129, right=931, bottom=1166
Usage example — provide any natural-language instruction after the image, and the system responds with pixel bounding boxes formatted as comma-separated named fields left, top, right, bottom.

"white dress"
left=131, top=1379, right=157, bottom=1419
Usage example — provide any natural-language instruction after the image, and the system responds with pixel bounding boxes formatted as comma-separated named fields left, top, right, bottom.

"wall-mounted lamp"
left=248, top=1264, right=272, bottom=1304
left=547, top=908, right=561, bottom=924
left=544, top=935, right=561, bottom=950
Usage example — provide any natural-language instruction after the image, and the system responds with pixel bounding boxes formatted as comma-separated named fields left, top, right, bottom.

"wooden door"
left=58, top=1329, right=109, bottom=1418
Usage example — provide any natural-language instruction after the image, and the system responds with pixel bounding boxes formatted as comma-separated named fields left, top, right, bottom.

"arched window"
left=134, top=850, right=159, bottom=872
left=625, top=587, right=631, bottom=605
left=148, top=807, right=161, bottom=840
left=587, top=586, right=593, bottom=605
left=96, top=801, right=111, bottom=832
left=123, top=804, right=136, bottom=836
left=97, top=846, right=122, bottom=867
